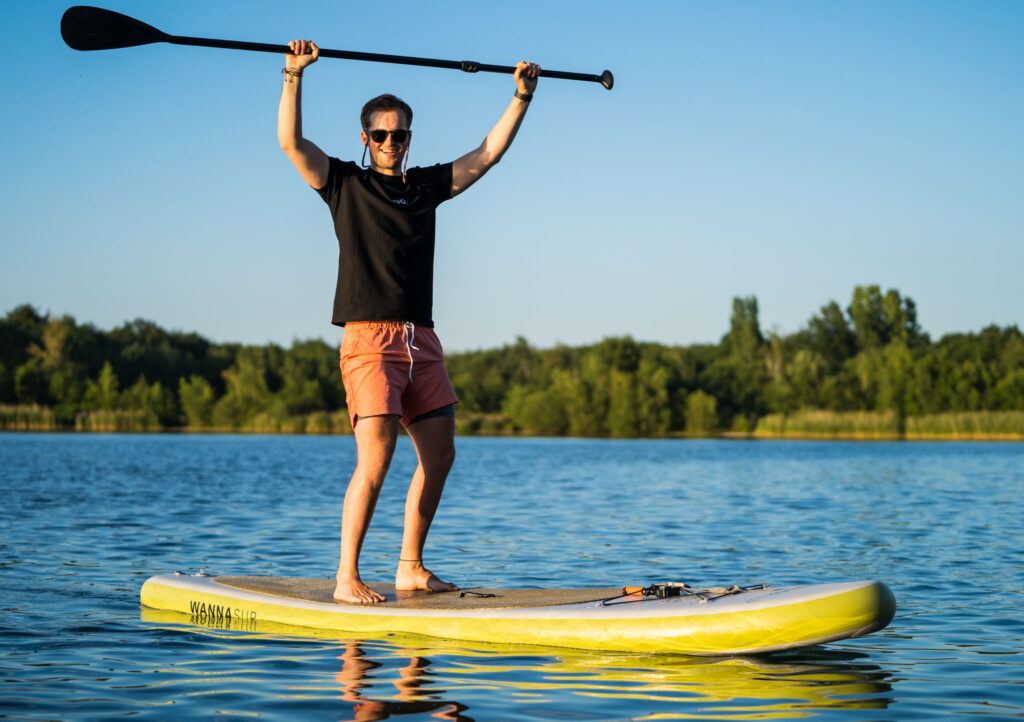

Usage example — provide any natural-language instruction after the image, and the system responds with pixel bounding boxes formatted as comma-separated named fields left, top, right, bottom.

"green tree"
left=26, top=317, right=82, bottom=411
left=212, top=348, right=274, bottom=428
left=83, top=362, right=121, bottom=409
left=763, top=332, right=793, bottom=413
left=0, top=362, right=9, bottom=402
left=722, top=296, right=764, bottom=361
left=685, top=390, right=718, bottom=435
left=550, top=368, right=597, bottom=437
left=575, top=348, right=614, bottom=435
left=14, top=359, right=48, bottom=404
left=606, top=370, right=639, bottom=437
left=635, top=357, right=672, bottom=435
left=998, top=329, right=1024, bottom=375
left=788, top=349, right=826, bottom=409
left=910, top=351, right=942, bottom=415
left=503, top=385, right=569, bottom=435
left=179, top=375, right=216, bottom=427
left=992, top=369, right=1024, bottom=410
left=591, top=336, right=641, bottom=374
left=707, top=296, right=768, bottom=425
left=804, top=301, right=857, bottom=373
left=27, top=318, right=71, bottom=370
left=124, top=376, right=178, bottom=426
left=277, top=355, right=327, bottom=416
left=948, top=359, right=986, bottom=411
left=0, top=305, right=46, bottom=383
left=848, top=286, right=924, bottom=350
left=850, top=348, right=882, bottom=410
left=878, top=341, right=914, bottom=428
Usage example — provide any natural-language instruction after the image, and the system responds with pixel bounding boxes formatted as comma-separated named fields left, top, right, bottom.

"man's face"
left=361, top=110, right=410, bottom=175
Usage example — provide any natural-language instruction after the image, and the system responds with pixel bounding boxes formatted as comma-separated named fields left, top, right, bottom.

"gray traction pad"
left=215, top=576, right=621, bottom=610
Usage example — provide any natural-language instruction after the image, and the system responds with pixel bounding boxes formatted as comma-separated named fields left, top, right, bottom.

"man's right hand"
left=285, top=39, right=320, bottom=71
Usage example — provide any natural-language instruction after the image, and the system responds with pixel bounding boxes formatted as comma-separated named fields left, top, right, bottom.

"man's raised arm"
left=278, top=39, right=330, bottom=189
left=451, top=61, right=540, bottom=197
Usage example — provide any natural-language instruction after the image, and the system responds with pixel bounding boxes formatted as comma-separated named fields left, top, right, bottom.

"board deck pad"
left=216, top=576, right=622, bottom=610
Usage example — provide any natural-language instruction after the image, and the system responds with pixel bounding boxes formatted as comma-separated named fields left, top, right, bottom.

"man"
left=277, top=39, right=539, bottom=603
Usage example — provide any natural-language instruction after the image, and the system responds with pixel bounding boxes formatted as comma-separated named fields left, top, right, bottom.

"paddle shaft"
left=61, top=7, right=613, bottom=89
left=169, top=35, right=611, bottom=88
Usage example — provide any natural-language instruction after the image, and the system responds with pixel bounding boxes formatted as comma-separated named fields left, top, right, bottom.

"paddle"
left=61, top=6, right=614, bottom=90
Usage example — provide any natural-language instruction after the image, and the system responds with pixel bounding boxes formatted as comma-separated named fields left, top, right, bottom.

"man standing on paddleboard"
left=278, top=40, right=539, bottom=603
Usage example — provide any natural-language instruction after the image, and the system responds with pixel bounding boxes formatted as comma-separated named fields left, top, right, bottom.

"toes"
left=426, top=575, right=459, bottom=592
left=334, top=583, right=386, bottom=604
left=395, top=567, right=458, bottom=593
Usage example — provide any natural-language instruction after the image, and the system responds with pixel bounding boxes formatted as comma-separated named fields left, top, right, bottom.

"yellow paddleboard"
left=140, top=573, right=895, bottom=656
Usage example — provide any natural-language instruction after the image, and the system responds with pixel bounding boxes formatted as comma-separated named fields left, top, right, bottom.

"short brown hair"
left=360, top=94, right=413, bottom=130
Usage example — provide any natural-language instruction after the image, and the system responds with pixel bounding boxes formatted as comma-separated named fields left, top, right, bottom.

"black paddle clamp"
left=644, top=583, right=690, bottom=598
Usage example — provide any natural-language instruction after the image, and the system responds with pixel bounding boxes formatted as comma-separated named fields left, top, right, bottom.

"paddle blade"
left=61, top=5, right=169, bottom=51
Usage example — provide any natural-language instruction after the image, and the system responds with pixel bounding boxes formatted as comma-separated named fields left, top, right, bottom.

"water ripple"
left=1, top=434, right=1022, bottom=720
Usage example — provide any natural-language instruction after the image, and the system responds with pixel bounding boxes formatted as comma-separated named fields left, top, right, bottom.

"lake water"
left=1, top=433, right=1022, bottom=720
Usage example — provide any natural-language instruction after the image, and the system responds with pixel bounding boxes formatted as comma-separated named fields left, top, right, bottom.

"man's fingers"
left=287, top=39, right=316, bottom=55
left=515, top=61, right=540, bottom=80
left=285, top=39, right=319, bottom=66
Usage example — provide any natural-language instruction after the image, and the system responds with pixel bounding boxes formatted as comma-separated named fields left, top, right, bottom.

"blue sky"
left=2, top=0, right=1022, bottom=351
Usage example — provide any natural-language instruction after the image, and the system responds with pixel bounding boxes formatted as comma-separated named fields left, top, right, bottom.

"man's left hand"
left=514, top=61, right=540, bottom=95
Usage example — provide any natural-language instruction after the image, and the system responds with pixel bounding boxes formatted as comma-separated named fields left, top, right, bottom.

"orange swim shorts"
left=339, top=321, right=458, bottom=427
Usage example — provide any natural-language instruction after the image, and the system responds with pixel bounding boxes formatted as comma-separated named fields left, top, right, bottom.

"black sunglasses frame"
left=367, top=129, right=411, bottom=144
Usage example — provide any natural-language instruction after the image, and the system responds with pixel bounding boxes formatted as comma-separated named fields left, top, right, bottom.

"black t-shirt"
left=316, top=157, right=453, bottom=327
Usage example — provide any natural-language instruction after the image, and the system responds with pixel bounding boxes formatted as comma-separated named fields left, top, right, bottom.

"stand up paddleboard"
left=141, top=574, right=895, bottom=655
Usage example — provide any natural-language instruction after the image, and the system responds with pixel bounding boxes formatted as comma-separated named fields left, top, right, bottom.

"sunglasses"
left=368, top=129, right=410, bottom=144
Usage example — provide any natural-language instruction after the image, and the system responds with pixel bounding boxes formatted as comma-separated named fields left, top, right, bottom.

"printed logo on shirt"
left=392, top=198, right=409, bottom=205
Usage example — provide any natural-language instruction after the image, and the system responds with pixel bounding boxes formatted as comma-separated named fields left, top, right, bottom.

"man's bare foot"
left=334, top=576, right=387, bottom=604
left=395, top=560, right=458, bottom=593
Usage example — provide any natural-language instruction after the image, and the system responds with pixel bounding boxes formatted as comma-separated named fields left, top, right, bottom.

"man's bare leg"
left=334, top=415, right=399, bottom=603
left=395, top=415, right=459, bottom=592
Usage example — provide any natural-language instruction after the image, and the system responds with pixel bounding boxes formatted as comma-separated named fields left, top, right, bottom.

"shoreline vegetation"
left=2, top=285, right=1022, bottom=441
left=3, top=404, right=1022, bottom=441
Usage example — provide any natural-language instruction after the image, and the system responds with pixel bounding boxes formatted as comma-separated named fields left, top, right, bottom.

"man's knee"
left=354, top=415, right=400, bottom=477
left=421, top=440, right=455, bottom=477
left=435, top=442, right=457, bottom=471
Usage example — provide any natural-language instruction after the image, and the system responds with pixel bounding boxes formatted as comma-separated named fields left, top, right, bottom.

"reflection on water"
left=334, top=644, right=467, bottom=721
left=141, top=608, right=892, bottom=720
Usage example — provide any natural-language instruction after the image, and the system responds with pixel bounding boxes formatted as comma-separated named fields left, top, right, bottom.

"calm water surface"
left=1, top=433, right=1022, bottom=720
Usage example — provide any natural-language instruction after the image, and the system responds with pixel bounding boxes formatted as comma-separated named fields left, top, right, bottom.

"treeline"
left=447, top=286, right=1023, bottom=438
left=0, top=307, right=349, bottom=433
left=2, top=286, right=1023, bottom=438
